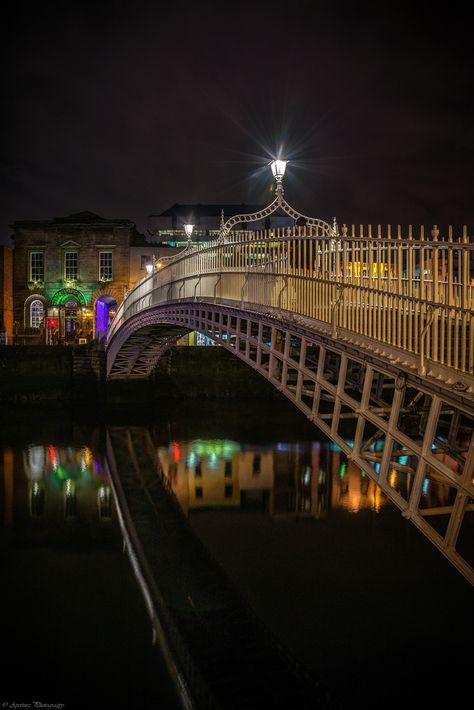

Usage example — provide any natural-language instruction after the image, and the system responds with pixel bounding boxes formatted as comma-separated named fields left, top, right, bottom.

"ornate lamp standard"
left=218, top=159, right=335, bottom=241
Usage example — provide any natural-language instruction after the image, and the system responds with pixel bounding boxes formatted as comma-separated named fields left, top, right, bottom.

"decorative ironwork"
left=218, top=161, right=335, bottom=240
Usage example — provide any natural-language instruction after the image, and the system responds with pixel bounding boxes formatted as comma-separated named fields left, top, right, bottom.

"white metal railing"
left=108, top=225, right=474, bottom=375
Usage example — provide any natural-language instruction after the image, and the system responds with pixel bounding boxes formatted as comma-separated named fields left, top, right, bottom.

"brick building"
left=11, top=211, right=178, bottom=345
left=0, top=245, right=13, bottom=343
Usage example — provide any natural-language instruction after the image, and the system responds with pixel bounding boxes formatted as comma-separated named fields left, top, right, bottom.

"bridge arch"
left=107, top=297, right=474, bottom=584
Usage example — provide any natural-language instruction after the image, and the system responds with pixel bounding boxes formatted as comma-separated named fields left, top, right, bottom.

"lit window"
left=64, top=252, right=78, bottom=280
left=99, top=252, right=113, bottom=280
left=29, top=252, right=44, bottom=282
left=30, top=300, right=44, bottom=328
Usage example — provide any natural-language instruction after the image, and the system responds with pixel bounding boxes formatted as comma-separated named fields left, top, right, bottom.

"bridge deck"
left=106, top=427, right=334, bottom=709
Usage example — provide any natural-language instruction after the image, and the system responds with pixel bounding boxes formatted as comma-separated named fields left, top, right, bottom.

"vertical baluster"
left=342, top=226, right=348, bottom=330
left=376, top=224, right=382, bottom=343
left=461, top=225, right=469, bottom=372
left=407, top=225, right=413, bottom=353
left=367, top=224, right=373, bottom=338
left=432, top=225, right=440, bottom=363
left=447, top=226, right=453, bottom=367
left=396, top=225, right=402, bottom=348
left=357, top=225, right=363, bottom=335
left=414, top=226, right=423, bottom=354
left=454, top=232, right=461, bottom=369
left=386, top=225, right=392, bottom=345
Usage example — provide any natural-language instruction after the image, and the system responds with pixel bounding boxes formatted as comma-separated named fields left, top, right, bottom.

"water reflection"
left=155, top=436, right=460, bottom=519
left=2, top=443, right=113, bottom=526
left=156, top=439, right=383, bottom=517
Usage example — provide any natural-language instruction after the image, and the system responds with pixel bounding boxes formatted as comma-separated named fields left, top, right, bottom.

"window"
left=224, top=484, right=233, bottom=498
left=30, top=300, right=44, bottom=328
left=99, top=252, right=113, bottom=280
left=64, top=252, right=78, bottom=281
left=224, top=460, right=232, bottom=477
left=29, top=252, right=44, bottom=282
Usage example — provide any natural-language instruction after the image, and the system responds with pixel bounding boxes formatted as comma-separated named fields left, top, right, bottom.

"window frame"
left=29, top=252, right=44, bottom=282
left=64, top=251, right=78, bottom=281
left=30, top=299, right=45, bottom=328
left=99, top=251, right=113, bottom=281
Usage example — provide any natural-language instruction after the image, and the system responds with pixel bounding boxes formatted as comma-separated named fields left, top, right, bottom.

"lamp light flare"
left=184, top=224, right=194, bottom=239
left=145, top=262, right=153, bottom=274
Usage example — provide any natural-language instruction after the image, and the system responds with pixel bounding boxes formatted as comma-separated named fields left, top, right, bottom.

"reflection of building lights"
left=172, top=441, right=180, bottom=463
left=98, top=485, right=112, bottom=520
left=29, top=480, right=45, bottom=517
left=422, top=478, right=429, bottom=495
left=303, top=467, right=311, bottom=485
left=208, top=452, right=219, bottom=470
left=388, top=470, right=398, bottom=488
left=25, top=446, right=45, bottom=480
left=48, top=445, right=58, bottom=471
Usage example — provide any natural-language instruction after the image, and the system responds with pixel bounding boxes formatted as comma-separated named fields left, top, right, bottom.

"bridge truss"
left=106, top=225, right=474, bottom=584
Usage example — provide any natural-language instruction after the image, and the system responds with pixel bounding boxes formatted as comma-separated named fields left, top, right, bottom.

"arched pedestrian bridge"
left=106, top=221, right=474, bottom=585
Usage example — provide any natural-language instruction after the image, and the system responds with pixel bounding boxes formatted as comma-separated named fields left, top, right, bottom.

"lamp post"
left=184, top=223, right=194, bottom=247
left=218, top=159, right=334, bottom=242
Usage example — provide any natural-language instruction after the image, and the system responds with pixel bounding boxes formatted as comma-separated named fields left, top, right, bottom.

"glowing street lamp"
left=184, top=223, right=194, bottom=244
left=217, top=156, right=332, bottom=242
left=145, top=262, right=153, bottom=274
left=269, top=159, right=288, bottom=182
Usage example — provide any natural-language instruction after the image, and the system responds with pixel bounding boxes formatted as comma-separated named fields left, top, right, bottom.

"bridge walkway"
left=106, top=427, right=336, bottom=710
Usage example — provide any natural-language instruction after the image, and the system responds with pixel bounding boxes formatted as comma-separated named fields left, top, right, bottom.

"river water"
left=1, top=398, right=472, bottom=710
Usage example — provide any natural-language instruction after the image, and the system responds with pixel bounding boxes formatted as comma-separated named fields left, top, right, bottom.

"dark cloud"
left=1, top=0, right=473, bottom=244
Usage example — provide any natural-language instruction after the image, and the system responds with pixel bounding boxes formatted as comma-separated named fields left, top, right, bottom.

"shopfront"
left=47, top=289, right=93, bottom=345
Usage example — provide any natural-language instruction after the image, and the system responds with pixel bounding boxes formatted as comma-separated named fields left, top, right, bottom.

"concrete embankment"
left=0, top=345, right=280, bottom=404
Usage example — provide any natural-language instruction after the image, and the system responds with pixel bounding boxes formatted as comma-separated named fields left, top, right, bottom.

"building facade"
left=11, top=211, right=179, bottom=345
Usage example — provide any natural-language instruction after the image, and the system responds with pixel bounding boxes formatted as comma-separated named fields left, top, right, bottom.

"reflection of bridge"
left=106, top=163, right=474, bottom=584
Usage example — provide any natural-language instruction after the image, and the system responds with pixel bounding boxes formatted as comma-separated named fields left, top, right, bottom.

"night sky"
left=1, top=0, right=473, bottom=246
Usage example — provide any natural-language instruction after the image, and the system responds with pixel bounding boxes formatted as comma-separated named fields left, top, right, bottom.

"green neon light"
left=50, top=288, right=87, bottom=306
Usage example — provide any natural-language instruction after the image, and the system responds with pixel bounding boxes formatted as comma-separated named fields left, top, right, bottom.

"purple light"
left=95, top=298, right=109, bottom=341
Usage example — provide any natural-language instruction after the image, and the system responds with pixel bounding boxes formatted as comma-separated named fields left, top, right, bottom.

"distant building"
left=11, top=211, right=179, bottom=345
left=147, top=203, right=294, bottom=245
left=0, top=245, right=13, bottom=343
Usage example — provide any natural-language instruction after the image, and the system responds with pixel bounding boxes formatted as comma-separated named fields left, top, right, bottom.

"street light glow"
left=184, top=224, right=194, bottom=239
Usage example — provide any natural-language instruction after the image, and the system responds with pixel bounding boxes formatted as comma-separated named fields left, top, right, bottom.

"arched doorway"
left=49, top=289, right=89, bottom=344
left=95, top=295, right=117, bottom=344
